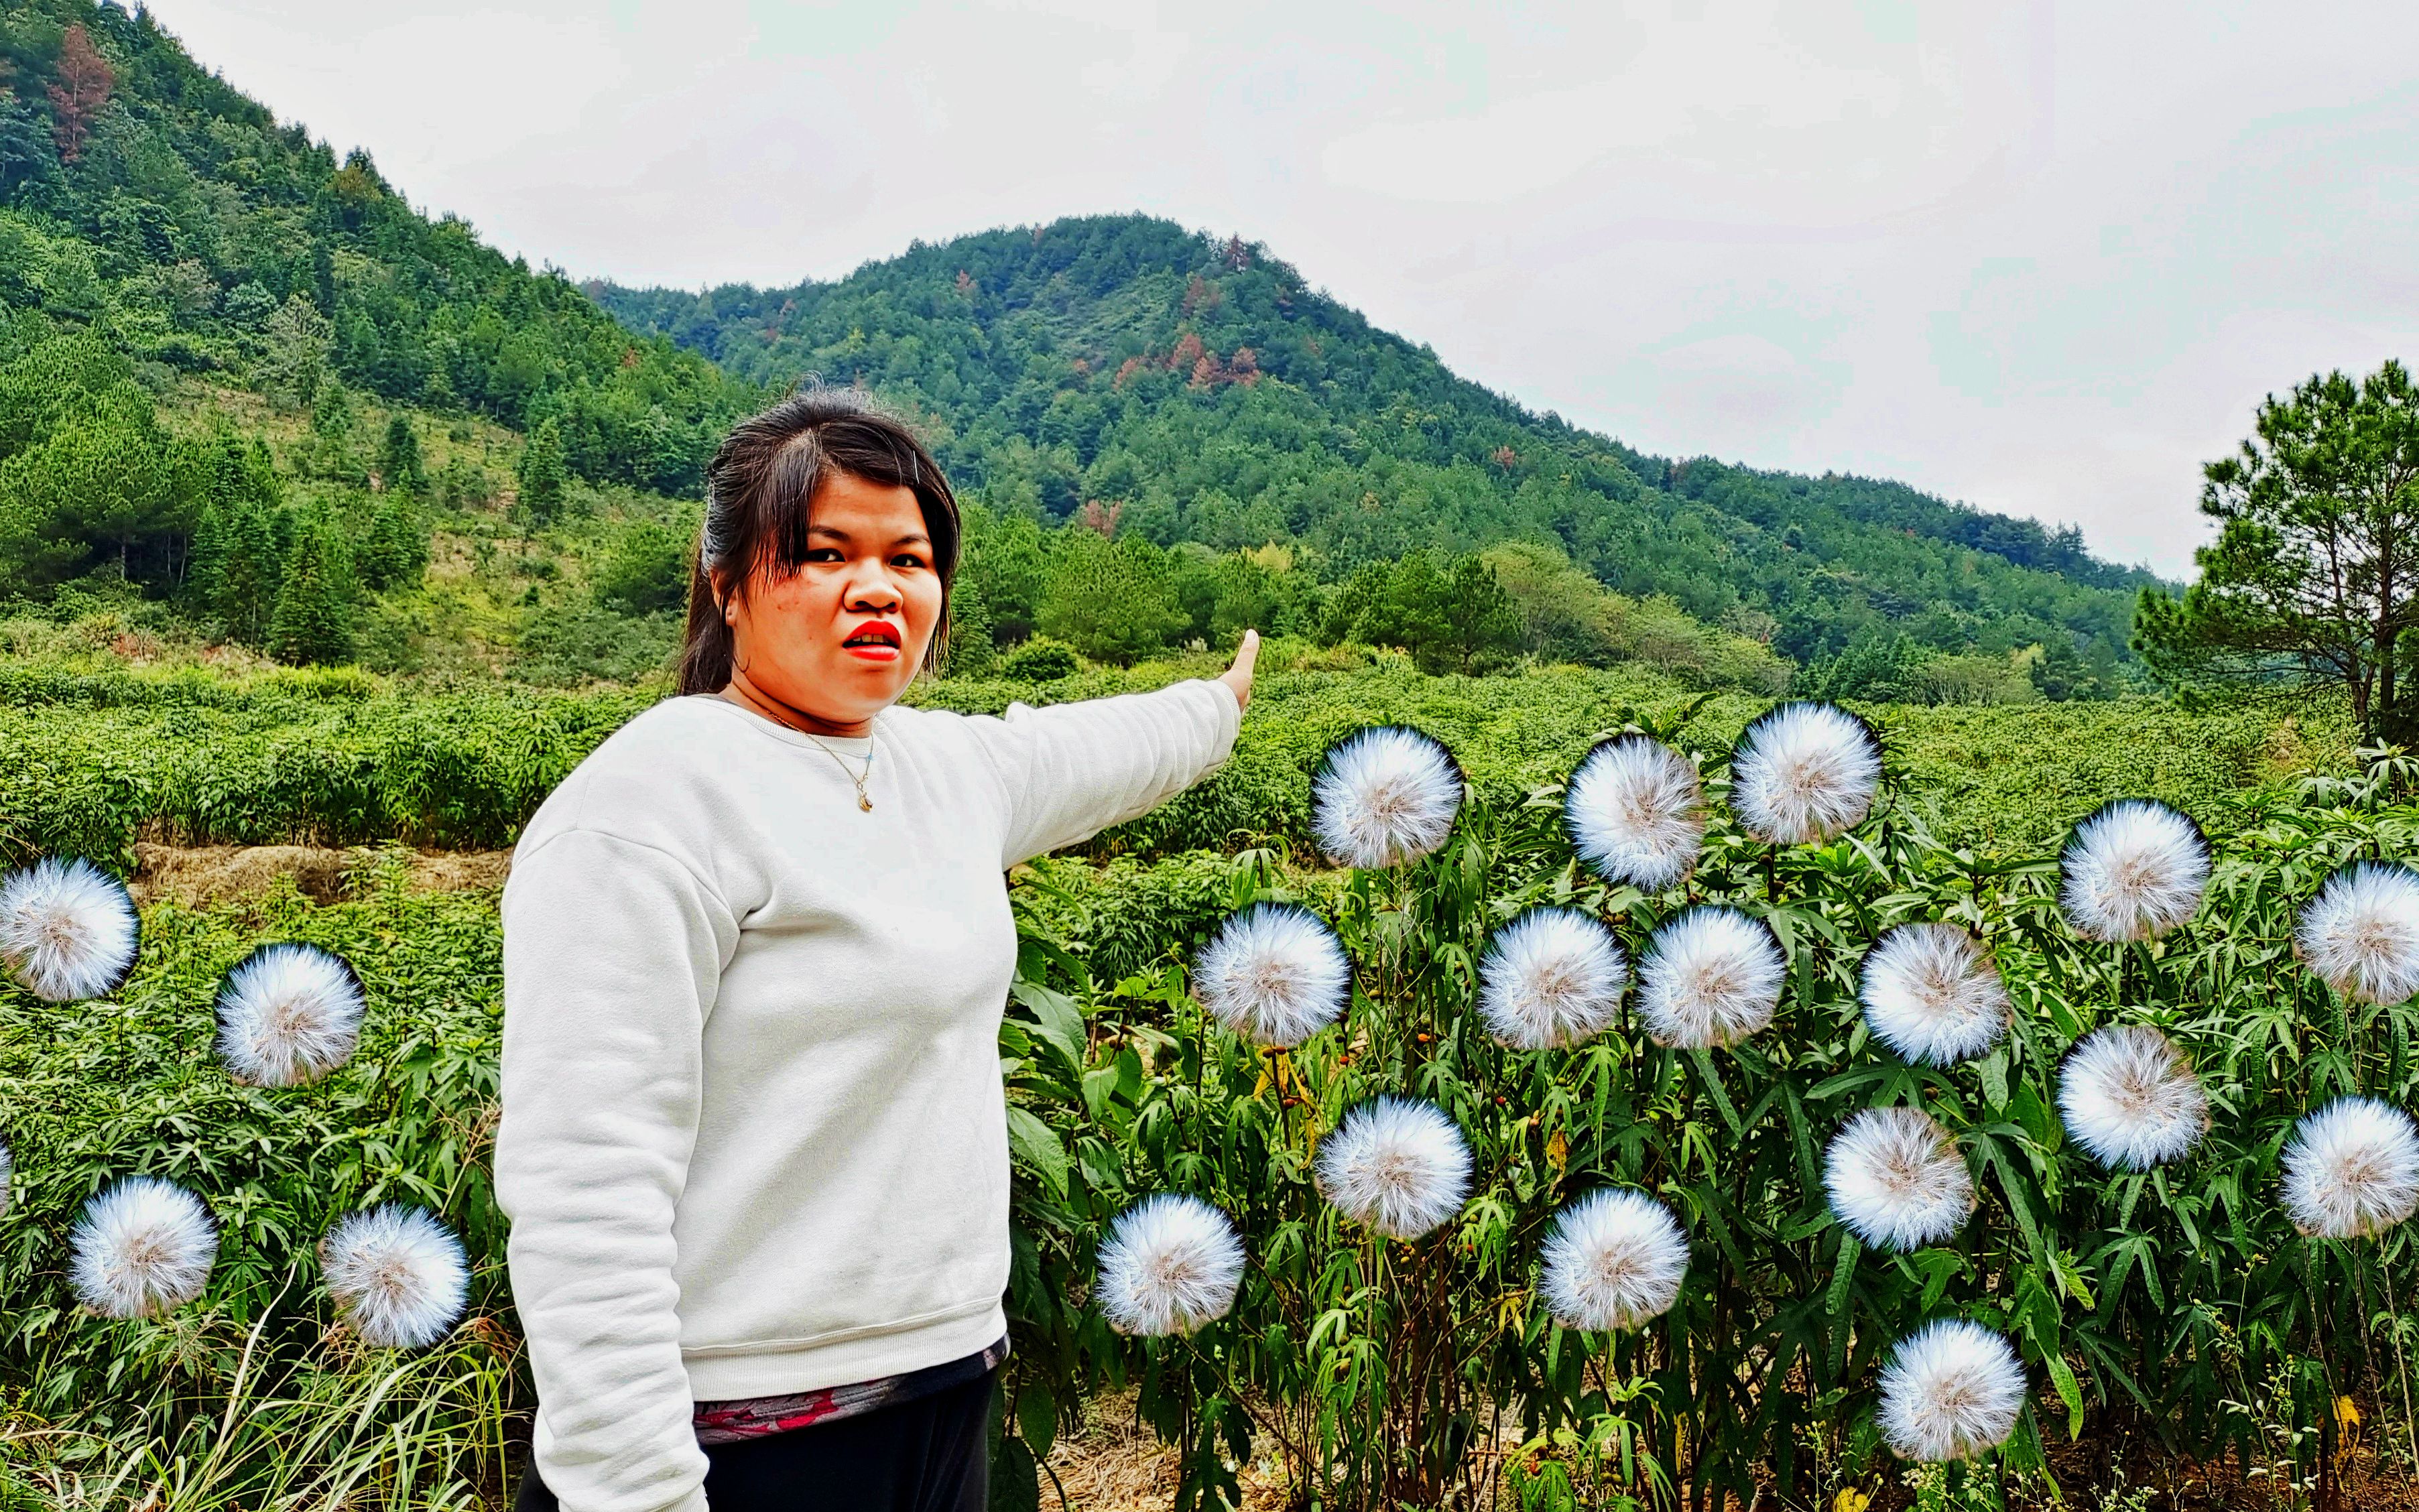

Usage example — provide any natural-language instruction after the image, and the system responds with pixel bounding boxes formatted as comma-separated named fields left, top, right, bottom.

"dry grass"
left=129, top=842, right=512, bottom=907
left=1040, top=1388, right=1297, bottom=1511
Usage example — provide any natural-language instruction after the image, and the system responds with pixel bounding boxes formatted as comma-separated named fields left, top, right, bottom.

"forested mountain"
left=595, top=217, right=2159, bottom=679
left=0, top=0, right=2151, bottom=700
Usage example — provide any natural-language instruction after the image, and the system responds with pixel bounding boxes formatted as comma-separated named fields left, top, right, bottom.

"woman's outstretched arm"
left=495, top=827, right=735, bottom=1512
left=972, top=631, right=1257, bottom=868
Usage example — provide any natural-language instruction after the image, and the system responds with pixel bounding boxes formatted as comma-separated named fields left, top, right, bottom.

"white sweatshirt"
left=494, top=680, right=1241, bottom=1512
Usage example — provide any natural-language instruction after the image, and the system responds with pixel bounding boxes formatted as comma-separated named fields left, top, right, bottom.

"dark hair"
left=678, top=388, right=962, bottom=695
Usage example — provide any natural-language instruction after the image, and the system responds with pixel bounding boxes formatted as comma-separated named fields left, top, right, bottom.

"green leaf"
left=1005, top=1106, right=1068, bottom=1201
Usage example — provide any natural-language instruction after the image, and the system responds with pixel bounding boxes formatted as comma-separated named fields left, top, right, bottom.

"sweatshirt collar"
left=688, top=693, right=878, bottom=753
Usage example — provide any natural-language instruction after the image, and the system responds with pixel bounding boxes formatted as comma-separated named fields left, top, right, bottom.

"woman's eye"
left=892, top=554, right=927, bottom=570
left=802, top=548, right=843, bottom=563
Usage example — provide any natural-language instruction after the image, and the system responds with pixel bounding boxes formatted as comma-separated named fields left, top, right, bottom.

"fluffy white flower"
left=320, top=1204, right=471, bottom=1348
left=1730, top=702, right=1882, bottom=846
left=69, top=1176, right=218, bottom=1319
left=2298, top=863, right=2419, bottom=1005
left=1312, top=727, right=1464, bottom=869
left=1825, top=1107, right=1974, bottom=1253
left=1194, top=903, right=1351, bottom=1048
left=1635, top=907, right=1786, bottom=1050
left=1540, top=1188, right=1690, bottom=1332
left=1316, top=1096, right=1472, bottom=1239
left=2056, top=1025, right=2209, bottom=1172
left=1878, top=1318, right=2027, bottom=1462
left=1478, top=907, right=1629, bottom=1050
left=214, top=943, right=367, bottom=1088
left=2058, top=800, right=2210, bottom=942
left=1859, top=924, right=2009, bottom=1067
left=2281, top=1096, right=2419, bottom=1239
left=1095, top=1194, right=1247, bottom=1336
left=1565, top=735, right=1706, bottom=891
left=0, top=857, right=139, bottom=1002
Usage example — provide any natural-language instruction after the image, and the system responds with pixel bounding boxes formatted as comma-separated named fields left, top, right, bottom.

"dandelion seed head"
left=2282, top=1097, right=2419, bottom=1239
left=1478, top=907, right=1629, bottom=1051
left=2298, top=863, right=2419, bottom=1005
left=320, top=1204, right=470, bottom=1349
left=0, top=857, right=139, bottom=1002
left=2056, top=1025, right=2209, bottom=1172
left=1731, top=702, right=1881, bottom=846
left=1312, top=727, right=1464, bottom=869
left=1095, top=1194, right=1246, bottom=1337
left=1194, top=904, right=1351, bottom=1048
left=1566, top=736, right=1706, bottom=891
left=2058, top=800, right=2210, bottom=942
left=214, top=944, right=367, bottom=1088
left=1316, top=1097, right=1472, bottom=1239
left=1635, top=907, right=1786, bottom=1050
left=1825, top=1107, right=1974, bottom=1253
left=1879, top=1319, right=2027, bottom=1462
left=1540, top=1188, right=1690, bottom=1332
left=68, top=1176, right=217, bottom=1319
left=1859, top=924, right=2009, bottom=1067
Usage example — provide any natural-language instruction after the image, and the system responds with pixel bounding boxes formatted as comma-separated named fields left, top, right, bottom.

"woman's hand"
left=1219, top=629, right=1260, bottom=714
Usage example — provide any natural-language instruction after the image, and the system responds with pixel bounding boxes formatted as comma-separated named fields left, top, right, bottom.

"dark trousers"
left=511, top=1367, right=994, bottom=1512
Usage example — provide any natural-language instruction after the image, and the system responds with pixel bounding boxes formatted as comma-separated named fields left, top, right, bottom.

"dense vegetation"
left=597, top=216, right=2156, bottom=694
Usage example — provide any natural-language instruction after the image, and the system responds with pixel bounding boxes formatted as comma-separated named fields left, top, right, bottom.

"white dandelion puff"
left=214, top=944, right=367, bottom=1088
left=1825, top=1107, right=1975, bottom=1253
left=0, top=857, right=139, bottom=1002
left=320, top=1204, right=471, bottom=1348
left=2298, top=863, right=2419, bottom=1005
left=1194, top=904, right=1351, bottom=1048
left=2058, top=800, right=2210, bottom=942
left=1316, top=1097, right=1473, bottom=1239
left=1635, top=907, right=1786, bottom=1050
left=1095, top=1194, right=1246, bottom=1337
left=1312, top=727, right=1464, bottom=869
left=2056, top=1025, right=2209, bottom=1172
left=1479, top=907, right=1629, bottom=1051
left=2282, top=1096, right=2419, bottom=1239
left=1859, top=924, right=2009, bottom=1067
left=1731, top=702, right=1882, bottom=846
left=1566, top=736, right=1706, bottom=891
left=1540, top=1188, right=1690, bottom=1332
left=68, top=1176, right=218, bottom=1319
left=1878, top=1318, right=2027, bottom=1462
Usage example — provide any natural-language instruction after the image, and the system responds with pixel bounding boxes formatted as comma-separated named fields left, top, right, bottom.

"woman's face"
left=722, top=470, right=944, bottom=731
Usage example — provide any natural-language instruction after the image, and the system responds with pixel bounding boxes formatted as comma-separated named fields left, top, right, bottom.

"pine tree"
left=517, top=418, right=567, bottom=523
left=266, top=513, right=355, bottom=665
left=354, top=492, right=427, bottom=592
left=378, top=414, right=425, bottom=495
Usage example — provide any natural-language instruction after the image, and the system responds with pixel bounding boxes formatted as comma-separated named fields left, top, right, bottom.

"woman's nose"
left=842, top=556, right=902, bottom=609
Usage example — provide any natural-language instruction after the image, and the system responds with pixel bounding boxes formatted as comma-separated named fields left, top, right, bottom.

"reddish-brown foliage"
left=46, top=24, right=113, bottom=164
left=1076, top=500, right=1123, bottom=538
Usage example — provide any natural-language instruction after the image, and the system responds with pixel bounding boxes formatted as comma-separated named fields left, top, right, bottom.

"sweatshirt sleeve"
left=495, top=826, right=735, bottom=1512
left=971, top=677, right=1243, bottom=868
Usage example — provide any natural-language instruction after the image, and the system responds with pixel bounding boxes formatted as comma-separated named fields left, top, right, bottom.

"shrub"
left=1002, top=636, right=1080, bottom=683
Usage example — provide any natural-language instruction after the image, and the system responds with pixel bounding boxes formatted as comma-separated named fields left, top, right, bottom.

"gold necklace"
left=801, top=724, right=876, bottom=812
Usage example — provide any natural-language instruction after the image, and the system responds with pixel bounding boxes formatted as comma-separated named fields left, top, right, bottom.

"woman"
left=497, top=389, right=1255, bottom=1512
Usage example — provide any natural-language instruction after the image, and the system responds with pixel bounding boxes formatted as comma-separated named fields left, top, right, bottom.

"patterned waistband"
left=692, top=1334, right=1011, bottom=1446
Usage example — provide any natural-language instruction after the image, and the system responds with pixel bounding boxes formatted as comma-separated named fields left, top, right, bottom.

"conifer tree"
left=266, top=513, right=355, bottom=665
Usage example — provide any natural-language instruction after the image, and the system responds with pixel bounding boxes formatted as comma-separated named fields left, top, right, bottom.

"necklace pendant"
left=858, top=792, right=874, bottom=812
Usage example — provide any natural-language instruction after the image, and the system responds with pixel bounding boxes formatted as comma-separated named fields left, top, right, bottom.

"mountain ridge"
left=592, top=214, right=2155, bottom=675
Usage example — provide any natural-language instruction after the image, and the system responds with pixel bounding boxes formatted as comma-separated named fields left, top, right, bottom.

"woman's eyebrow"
left=804, top=524, right=930, bottom=547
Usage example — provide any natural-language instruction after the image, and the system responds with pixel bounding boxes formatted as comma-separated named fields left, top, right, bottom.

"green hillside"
left=0, top=0, right=2150, bottom=706
left=595, top=216, right=2159, bottom=685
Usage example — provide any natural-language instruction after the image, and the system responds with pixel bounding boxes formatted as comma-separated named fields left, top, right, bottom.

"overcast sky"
left=146, top=0, right=2419, bottom=577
